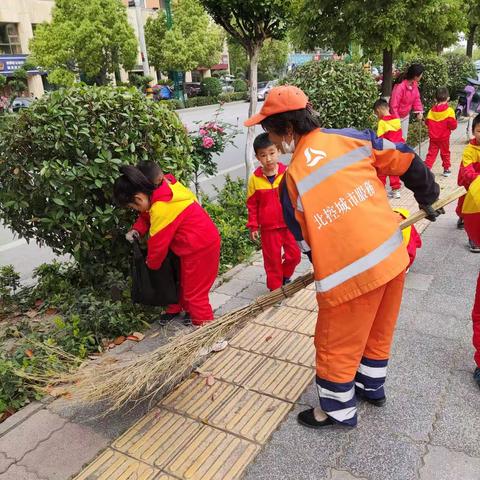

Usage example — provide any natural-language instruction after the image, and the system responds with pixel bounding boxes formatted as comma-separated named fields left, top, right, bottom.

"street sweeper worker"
left=114, top=165, right=221, bottom=326
left=244, top=85, right=442, bottom=429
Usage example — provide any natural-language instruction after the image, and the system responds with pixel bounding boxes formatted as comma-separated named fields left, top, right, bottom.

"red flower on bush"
left=202, top=136, right=215, bottom=149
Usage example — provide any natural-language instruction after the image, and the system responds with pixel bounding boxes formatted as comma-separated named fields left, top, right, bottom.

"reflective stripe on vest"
left=296, top=145, right=371, bottom=197
left=315, top=229, right=403, bottom=293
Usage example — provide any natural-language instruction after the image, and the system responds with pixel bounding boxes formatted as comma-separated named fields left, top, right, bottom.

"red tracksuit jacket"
left=246, top=163, right=287, bottom=232
left=377, top=115, right=405, bottom=143
left=132, top=174, right=220, bottom=269
left=425, top=103, right=457, bottom=140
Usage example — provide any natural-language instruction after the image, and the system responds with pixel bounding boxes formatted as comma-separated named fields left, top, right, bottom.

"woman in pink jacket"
left=390, top=63, right=424, bottom=140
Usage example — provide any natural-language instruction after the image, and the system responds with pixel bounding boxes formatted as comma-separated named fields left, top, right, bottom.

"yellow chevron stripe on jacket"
left=377, top=117, right=402, bottom=138
left=149, top=181, right=196, bottom=236
left=247, top=171, right=285, bottom=199
left=426, top=107, right=456, bottom=122
left=393, top=207, right=412, bottom=245
left=462, top=177, right=480, bottom=214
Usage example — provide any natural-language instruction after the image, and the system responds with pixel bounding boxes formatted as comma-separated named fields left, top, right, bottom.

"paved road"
left=0, top=101, right=265, bottom=282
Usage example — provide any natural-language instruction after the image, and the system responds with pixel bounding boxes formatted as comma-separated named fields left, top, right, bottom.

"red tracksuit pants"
left=378, top=175, right=401, bottom=191
left=473, top=273, right=480, bottom=368
left=261, top=227, right=301, bottom=291
left=166, top=240, right=220, bottom=325
left=425, top=138, right=451, bottom=170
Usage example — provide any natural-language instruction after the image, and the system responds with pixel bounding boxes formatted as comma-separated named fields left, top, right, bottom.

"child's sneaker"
left=457, top=218, right=464, bottom=230
left=469, top=239, right=480, bottom=253
left=282, top=277, right=292, bottom=286
left=474, top=367, right=480, bottom=389
left=442, top=169, right=451, bottom=177
left=392, top=190, right=401, bottom=199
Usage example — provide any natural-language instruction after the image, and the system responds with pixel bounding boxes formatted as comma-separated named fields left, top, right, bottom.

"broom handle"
left=399, top=186, right=466, bottom=230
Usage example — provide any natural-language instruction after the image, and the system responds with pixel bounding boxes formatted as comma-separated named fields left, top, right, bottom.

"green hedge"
left=233, top=79, right=247, bottom=92
left=200, top=77, right=222, bottom=97
left=218, top=92, right=248, bottom=102
left=0, top=86, right=192, bottom=275
left=442, top=52, right=477, bottom=100
left=284, top=60, right=378, bottom=129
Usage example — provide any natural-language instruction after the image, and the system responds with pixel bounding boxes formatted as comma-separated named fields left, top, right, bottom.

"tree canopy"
left=292, top=0, right=466, bottom=95
left=145, top=0, right=224, bottom=73
left=29, top=0, right=138, bottom=86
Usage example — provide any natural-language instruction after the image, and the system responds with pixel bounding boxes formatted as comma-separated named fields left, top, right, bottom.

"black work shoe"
left=297, top=408, right=335, bottom=429
left=159, top=312, right=177, bottom=325
left=282, top=277, right=292, bottom=286
left=457, top=218, right=464, bottom=230
left=474, top=368, right=480, bottom=389
left=356, top=389, right=387, bottom=407
left=469, top=239, right=480, bottom=253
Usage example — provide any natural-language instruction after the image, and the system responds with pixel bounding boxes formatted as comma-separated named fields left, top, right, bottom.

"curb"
left=176, top=100, right=247, bottom=113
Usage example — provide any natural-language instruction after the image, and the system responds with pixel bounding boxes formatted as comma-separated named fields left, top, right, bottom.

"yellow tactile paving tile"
left=253, top=306, right=308, bottom=332
left=295, top=311, right=317, bottom=336
left=160, top=375, right=237, bottom=421
left=208, top=387, right=292, bottom=443
left=113, top=409, right=202, bottom=467
left=230, top=323, right=291, bottom=356
left=199, top=347, right=263, bottom=383
left=164, top=423, right=259, bottom=480
left=73, top=448, right=159, bottom=480
left=284, top=288, right=318, bottom=311
left=230, top=323, right=315, bottom=367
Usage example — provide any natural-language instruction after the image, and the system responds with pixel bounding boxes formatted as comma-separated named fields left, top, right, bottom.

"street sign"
left=0, top=55, right=42, bottom=75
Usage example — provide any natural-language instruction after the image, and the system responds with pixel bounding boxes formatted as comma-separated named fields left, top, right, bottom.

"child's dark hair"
left=113, top=165, right=155, bottom=207
left=261, top=108, right=320, bottom=136
left=473, top=113, right=480, bottom=133
left=435, top=87, right=449, bottom=102
left=253, top=133, right=275, bottom=153
left=373, top=98, right=389, bottom=112
left=137, top=160, right=163, bottom=185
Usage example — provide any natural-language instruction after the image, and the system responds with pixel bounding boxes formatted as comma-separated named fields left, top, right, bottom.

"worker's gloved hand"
left=125, top=229, right=140, bottom=243
left=419, top=204, right=445, bottom=222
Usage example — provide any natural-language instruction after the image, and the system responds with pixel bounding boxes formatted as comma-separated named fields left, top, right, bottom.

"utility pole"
left=133, top=0, right=151, bottom=77
left=164, top=0, right=183, bottom=104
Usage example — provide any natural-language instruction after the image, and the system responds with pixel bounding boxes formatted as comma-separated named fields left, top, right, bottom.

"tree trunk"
left=245, top=45, right=260, bottom=182
left=381, top=48, right=393, bottom=98
left=466, top=26, right=477, bottom=58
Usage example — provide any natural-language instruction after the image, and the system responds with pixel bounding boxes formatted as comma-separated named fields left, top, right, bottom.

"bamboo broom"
left=27, top=186, right=466, bottom=413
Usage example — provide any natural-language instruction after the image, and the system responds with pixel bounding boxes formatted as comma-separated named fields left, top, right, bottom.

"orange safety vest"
left=284, top=128, right=411, bottom=308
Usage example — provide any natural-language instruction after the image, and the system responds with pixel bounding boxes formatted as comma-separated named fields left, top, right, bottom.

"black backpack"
left=130, top=239, right=180, bottom=306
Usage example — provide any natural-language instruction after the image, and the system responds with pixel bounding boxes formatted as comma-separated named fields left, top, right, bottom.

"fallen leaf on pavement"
left=265, top=336, right=272, bottom=342
left=126, top=335, right=140, bottom=342
left=206, top=374, right=215, bottom=386
left=45, top=308, right=58, bottom=315
left=113, top=336, right=126, bottom=345
left=131, top=332, right=145, bottom=341
left=25, top=349, right=33, bottom=358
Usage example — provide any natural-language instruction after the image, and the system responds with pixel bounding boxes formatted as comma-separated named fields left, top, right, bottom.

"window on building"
left=191, top=71, right=202, bottom=83
left=0, top=23, right=22, bottom=55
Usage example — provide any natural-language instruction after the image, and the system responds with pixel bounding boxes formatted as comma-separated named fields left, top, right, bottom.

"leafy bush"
left=218, top=92, right=248, bottom=102
left=0, top=86, right=192, bottom=275
left=158, top=99, right=183, bottom=110
left=403, top=54, right=449, bottom=110
left=202, top=177, right=258, bottom=273
left=184, top=96, right=218, bottom=108
left=129, top=73, right=154, bottom=93
left=0, top=266, right=20, bottom=310
left=200, top=77, right=222, bottom=97
left=442, top=52, right=477, bottom=100
left=233, top=79, right=247, bottom=92
left=284, top=61, right=378, bottom=129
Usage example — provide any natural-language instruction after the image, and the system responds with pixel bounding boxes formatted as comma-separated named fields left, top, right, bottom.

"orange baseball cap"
left=244, top=85, right=309, bottom=127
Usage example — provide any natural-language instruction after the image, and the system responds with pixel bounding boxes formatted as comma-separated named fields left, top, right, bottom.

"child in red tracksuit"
left=374, top=99, right=404, bottom=199
left=115, top=163, right=221, bottom=326
left=393, top=208, right=422, bottom=271
left=246, top=133, right=301, bottom=290
left=457, top=113, right=480, bottom=387
left=425, top=86, right=457, bottom=177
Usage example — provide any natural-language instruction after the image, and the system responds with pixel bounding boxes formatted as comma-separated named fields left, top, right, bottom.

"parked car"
left=257, top=80, right=278, bottom=101
left=11, top=97, right=33, bottom=112
left=184, top=82, right=201, bottom=97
